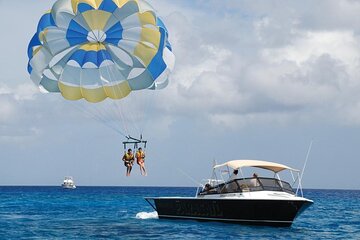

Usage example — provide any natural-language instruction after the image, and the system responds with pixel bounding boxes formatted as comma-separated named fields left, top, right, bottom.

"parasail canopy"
left=28, top=0, right=175, bottom=103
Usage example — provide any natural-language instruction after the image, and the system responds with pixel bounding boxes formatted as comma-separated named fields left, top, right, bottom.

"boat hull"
left=147, top=197, right=312, bottom=227
left=62, top=184, right=76, bottom=189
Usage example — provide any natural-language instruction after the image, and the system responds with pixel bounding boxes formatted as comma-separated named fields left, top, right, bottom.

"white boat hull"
left=62, top=184, right=76, bottom=189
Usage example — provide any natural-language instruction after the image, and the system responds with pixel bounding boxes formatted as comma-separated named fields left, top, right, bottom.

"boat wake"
left=135, top=211, right=158, bottom=220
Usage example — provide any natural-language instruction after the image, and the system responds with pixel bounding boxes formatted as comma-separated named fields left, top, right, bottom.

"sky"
left=0, top=0, right=360, bottom=189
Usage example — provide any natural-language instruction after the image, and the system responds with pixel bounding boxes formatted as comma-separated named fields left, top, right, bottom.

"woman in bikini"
left=136, top=147, right=147, bottom=176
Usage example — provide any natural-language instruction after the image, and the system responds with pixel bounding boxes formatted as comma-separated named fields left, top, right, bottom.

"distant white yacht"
left=61, top=176, right=76, bottom=189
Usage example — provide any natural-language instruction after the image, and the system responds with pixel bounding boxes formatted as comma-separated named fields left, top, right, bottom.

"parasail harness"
left=123, top=135, right=147, bottom=152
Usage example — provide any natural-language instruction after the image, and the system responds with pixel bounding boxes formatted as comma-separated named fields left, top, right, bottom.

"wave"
left=135, top=211, right=158, bottom=219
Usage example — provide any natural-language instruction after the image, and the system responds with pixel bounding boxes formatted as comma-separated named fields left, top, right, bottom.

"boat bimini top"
left=200, top=159, right=306, bottom=197
left=213, top=159, right=299, bottom=173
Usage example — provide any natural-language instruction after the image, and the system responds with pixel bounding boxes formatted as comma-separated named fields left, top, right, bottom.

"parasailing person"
left=122, top=149, right=135, bottom=177
left=136, top=147, right=147, bottom=176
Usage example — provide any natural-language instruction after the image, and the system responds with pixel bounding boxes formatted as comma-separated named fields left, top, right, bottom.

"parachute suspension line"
left=113, top=100, right=131, bottom=136
left=75, top=103, right=128, bottom=137
left=113, top=75, right=141, bottom=137
left=100, top=49, right=132, bottom=137
left=87, top=53, right=126, bottom=136
left=69, top=49, right=125, bottom=137
left=112, top=83, right=150, bottom=139
left=100, top=46, right=142, bottom=138
left=105, top=55, right=141, bottom=138
left=110, top=88, right=131, bottom=136
left=139, top=90, right=154, bottom=136
left=104, top=57, right=130, bottom=135
left=131, top=92, right=147, bottom=138
left=101, top=48, right=144, bottom=138
left=125, top=97, right=142, bottom=135
left=80, top=100, right=125, bottom=136
left=98, top=102, right=122, bottom=132
left=69, top=101, right=128, bottom=138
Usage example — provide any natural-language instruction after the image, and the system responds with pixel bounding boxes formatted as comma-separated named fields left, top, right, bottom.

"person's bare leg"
left=129, top=165, right=133, bottom=176
left=126, top=165, right=130, bottom=176
left=141, top=163, right=147, bottom=176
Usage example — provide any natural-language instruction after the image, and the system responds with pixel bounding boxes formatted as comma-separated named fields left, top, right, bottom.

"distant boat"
left=146, top=159, right=313, bottom=227
left=61, top=176, right=76, bottom=189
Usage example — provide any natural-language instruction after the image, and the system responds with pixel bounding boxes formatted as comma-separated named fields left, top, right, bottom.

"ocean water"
left=0, top=187, right=359, bottom=239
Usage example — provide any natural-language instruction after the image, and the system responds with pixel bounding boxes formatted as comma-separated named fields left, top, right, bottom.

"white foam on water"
left=135, top=211, right=158, bottom=219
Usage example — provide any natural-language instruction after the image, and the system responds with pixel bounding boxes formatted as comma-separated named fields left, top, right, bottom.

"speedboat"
left=61, top=176, right=76, bottom=189
left=146, top=159, right=313, bottom=227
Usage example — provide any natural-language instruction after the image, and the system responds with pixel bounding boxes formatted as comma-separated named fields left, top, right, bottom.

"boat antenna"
left=301, top=140, right=313, bottom=180
left=296, top=140, right=313, bottom=197
left=212, top=159, right=217, bottom=180
left=212, top=158, right=217, bottom=167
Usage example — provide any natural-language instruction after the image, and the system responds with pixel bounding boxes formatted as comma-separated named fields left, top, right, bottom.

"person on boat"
left=136, top=147, right=147, bottom=176
left=250, top=173, right=260, bottom=187
left=122, top=149, right=134, bottom=176
left=230, top=169, right=239, bottom=180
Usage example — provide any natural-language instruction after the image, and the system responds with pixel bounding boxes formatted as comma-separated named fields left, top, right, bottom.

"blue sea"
left=0, top=187, right=359, bottom=239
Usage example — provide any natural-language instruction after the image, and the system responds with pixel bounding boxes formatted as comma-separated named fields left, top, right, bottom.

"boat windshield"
left=199, top=177, right=294, bottom=195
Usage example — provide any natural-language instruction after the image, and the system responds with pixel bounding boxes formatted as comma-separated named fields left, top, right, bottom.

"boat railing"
left=198, top=177, right=294, bottom=195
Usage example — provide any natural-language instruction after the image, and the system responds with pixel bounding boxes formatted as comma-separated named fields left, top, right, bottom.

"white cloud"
left=262, top=31, right=360, bottom=67
left=209, top=112, right=293, bottom=129
left=0, top=83, right=72, bottom=140
left=147, top=1, right=360, bottom=129
left=0, top=83, right=38, bottom=101
left=0, top=94, right=16, bottom=123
